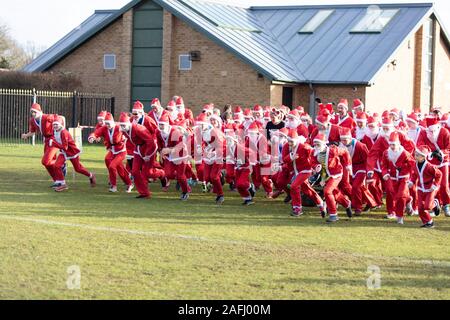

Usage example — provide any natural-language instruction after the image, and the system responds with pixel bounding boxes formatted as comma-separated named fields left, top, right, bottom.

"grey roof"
left=23, top=10, right=117, bottom=72
left=24, top=1, right=446, bottom=85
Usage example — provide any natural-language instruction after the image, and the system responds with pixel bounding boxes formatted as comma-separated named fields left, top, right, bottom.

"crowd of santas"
left=22, top=96, right=450, bottom=227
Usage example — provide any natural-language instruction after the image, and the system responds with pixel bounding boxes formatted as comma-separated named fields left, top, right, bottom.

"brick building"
left=24, top=0, right=450, bottom=116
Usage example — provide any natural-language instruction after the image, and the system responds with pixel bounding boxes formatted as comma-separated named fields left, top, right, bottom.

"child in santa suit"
left=331, top=98, right=356, bottom=131
left=232, top=133, right=256, bottom=206
left=284, top=129, right=326, bottom=217
left=339, top=127, right=378, bottom=216
left=381, top=132, right=416, bottom=224
left=224, top=123, right=237, bottom=191
left=131, top=100, right=158, bottom=136
left=49, top=116, right=96, bottom=192
left=21, top=103, right=59, bottom=184
left=311, top=134, right=353, bottom=223
left=119, top=113, right=162, bottom=199
left=88, top=113, right=133, bottom=193
left=156, top=114, right=191, bottom=201
left=417, top=117, right=450, bottom=217
left=410, top=145, right=443, bottom=228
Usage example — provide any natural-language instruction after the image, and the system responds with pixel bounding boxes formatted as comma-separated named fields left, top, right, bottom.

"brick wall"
left=413, top=26, right=424, bottom=109
left=161, top=11, right=272, bottom=114
left=49, top=11, right=134, bottom=115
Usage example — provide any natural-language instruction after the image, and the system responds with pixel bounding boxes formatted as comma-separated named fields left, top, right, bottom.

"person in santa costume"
left=285, top=110, right=309, bottom=139
left=269, top=127, right=289, bottom=198
left=381, top=132, right=416, bottom=224
left=410, top=145, right=443, bottom=228
left=354, top=112, right=368, bottom=141
left=246, top=122, right=274, bottom=198
left=252, top=105, right=265, bottom=128
left=49, top=116, right=96, bottom=192
left=284, top=129, right=326, bottom=217
left=405, top=112, right=423, bottom=145
left=156, top=114, right=191, bottom=200
left=21, top=103, right=60, bottom=184
left=175, top=97, right=195, bottom=128
left=311, top=133, right=353, bottom=223
left=331, top=99, right=356, bottom=131
left=196, top=113, right=226, bottom=204
left=352, top=99, right=365, bottom=118
left=417, top=117, right=450, bottom=217
left=389, top=108, right=407, bottom=132
left=301, top=113, right=315, bottom=138
left=224, top=123, right=237, bottom=191
left=339, top=127, right=378, bottom=216
left=88, top=113, right=133, bottom=193
left=309, top=114, right=341, bottom=146
left=119, top=112, right=162, bottom=199
left=131, top=100, right=158, bottom=136
left=148, top=98, right=173, bottom=126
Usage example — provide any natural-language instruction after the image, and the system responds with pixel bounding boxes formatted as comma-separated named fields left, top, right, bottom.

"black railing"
left=0, top=89, right=114, bottom=145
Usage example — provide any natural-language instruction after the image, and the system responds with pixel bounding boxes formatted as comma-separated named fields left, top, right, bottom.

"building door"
left=282, top=87, right=293, bottom=108
left=131, top=0, right=163, bottom=111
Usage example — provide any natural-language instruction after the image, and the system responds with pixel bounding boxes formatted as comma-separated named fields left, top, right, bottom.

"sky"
left=0, top=0, right=449, bottom=50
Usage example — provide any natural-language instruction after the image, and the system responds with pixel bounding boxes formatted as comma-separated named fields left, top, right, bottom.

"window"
left=179, top=54, right=192, bottom=71
left=103, top=54, right=116, bottom=70
left=299, top=10, right=334, bottom=33
left=351, top=8, right=398, bottom=33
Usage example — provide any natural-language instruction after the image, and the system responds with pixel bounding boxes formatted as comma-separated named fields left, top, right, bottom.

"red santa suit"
left=49, top=117, right=93, bottom=184
left=90, top=113, right=132, bottom=188
left=224, top=124, right=236, bottom=187
left=309, top=115, right=341, bottom=145
left=331, top=99, right=356, bottom=131
left=120, top=113, right=162, bottom=198
left=232, top=137, right=255, bottom=202
left=284, top=130, right=323, bottom=213
left=132, top=100, right=158, bottom=136
left=156, top=114, right=190, bottom=195
left=417, top=117, right=450, bottom=207
left=148, top=98, right=174, bottom=126
left=285, top=110, right=309, bottom=139
left=28, top=103, right=59, bottom=180
left=381, top=132, right=416, bottom=219
left=311, top=134, right=352, bottom=218
left=410, top=146, right=443, bottom=225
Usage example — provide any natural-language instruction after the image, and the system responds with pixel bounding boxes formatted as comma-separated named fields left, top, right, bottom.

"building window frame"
left=103, top=54, right=116, bottom=70
left=179, top=54, right=192, bottom=71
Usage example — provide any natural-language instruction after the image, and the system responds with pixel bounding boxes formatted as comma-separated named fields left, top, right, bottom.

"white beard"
left=170, top=110, right=178, bottom=121
left=388, top=146, right=404, bottom=164
left=407, top=129, right=419, bottom=143
left=427, top=128, right=440, bottom=143
left=286, top=119, right=299, bottom=129
left=366, top=128, right=379, bottom=140
left=355, top=128, right=366, bottom=140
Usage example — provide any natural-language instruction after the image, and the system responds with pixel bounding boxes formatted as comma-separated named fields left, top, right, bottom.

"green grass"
left=0, top=145, right=449, bottom=300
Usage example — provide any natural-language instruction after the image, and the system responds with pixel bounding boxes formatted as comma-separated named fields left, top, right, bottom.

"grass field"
left=0, top=144, right=449, bottom=300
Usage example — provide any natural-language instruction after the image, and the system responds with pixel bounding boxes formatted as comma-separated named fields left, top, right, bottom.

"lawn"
left=0, top=144, right=449, bottom=300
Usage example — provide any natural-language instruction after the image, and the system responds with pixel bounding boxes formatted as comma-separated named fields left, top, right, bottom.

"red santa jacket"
left=361, top=134, right=378, bottom=150
left=416, top=128, right=450, bottom=168
left=134, top=115, right=158, bottom=136
left=381, top=147, right=415, bottom=181
left=282, top=142, right=314, bottom=176
left=89, top=123, right=109, bottom=148
left=311, top=145, right=351, bottom=179
left=245, top=135, right=271, bottom=167
left=156, top=127, right=189, bottom=163
left=202, top=128, right=226, bottom=165
left=411, top=161, right=443, bottom=193
left=296, top=124, right=309, bottom=139
left=367, top=132, right=415, bottom=174
left=343, top=139, right=369, bottom=177
left=91, top=125, right=126, bottom=155
left=49, top=129, right=80, bottom=159
left=122, top=123, right=157, bottom=158
left=148, top=110, right=173, bottom=126
left=29, top=114, right=56, bottom=138
left=232, top=141, right=255, bottom=171
left=331, top=114, right=356, bottom=131
left=309, top=124, right=341, bottom=145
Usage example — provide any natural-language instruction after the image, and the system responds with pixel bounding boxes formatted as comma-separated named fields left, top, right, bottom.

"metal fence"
left=0, top=89, right=115, bottom=145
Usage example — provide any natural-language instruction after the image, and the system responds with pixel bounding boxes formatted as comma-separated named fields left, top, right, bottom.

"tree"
left=0, top=20, right=31, bottom=70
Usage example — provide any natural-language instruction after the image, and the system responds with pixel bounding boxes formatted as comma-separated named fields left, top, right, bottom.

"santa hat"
left=301, top=113, right=311, bottom=121
left=263, top=111, right=271, bottom=120
left=313, top=133, right=327, bottom=145
left=151, top=98, right=161, bottom=109
left=295, top=106, right=305, bottom=113
left=287, top=110, right=301, bottom=120
left=30, top=103, right=42, bottom=115
left=233, top=114, right=243, bottom=122
left=233, top=106, right=243, bottom=115
left=426, top=117, right=440, bottom=130
left=382, top=110, right=390, bottom=120
left=253, top=105, right=263, bottom=113
left=176, top=97, right=184, bottom=107
left=431, top=106, right=442, bottom=112
left=339, top=127, right=352, bottom=140
left=166, top=100, right=176, bottom=110
left=287, top=129, right=299, bottom=142
left=315, top=115, right=330, bottom=127
left=414, top=107, right=422, bottom=114
left=337, top=99, right=349, bottom=110
left=52, top=115, right=65, bottom=128
left=243, top=109, right=253, bottom=118
left=104, top=113, right=114, bottom=124
left=388, top=132, right=400, bottom=145
left=367, top=116, right=378, bottom=127
left=406, top=113, right=419, bottom=125
left=381, top=118, right=394, bottom=127
left=439, top=113, right=449, bottom=124
left=133, top=101, right=144, bottom=113
left=247, top=122, right=259, bottom=133
left=203, top=104, right=214, bottom=114
left=118, top=112, right=131, bottom=125
left=415, top=145, right=431, bottom=157
left=209, top=114, right=222, bottom=126
left=195, top=113, right=209, bottom=126
left=97, top=110, right=107, bottom=120
left=159, top=113, right=171, bottom=126
left=355, top=111, right=368, bottom=123
left=319, top=103, right=334, bottom=114
left=389, top=108, right=400, bottom=117
left=353, top=99, right=364, bottom=110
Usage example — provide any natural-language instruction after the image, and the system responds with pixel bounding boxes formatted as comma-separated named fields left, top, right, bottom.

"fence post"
left=32, top=88, right=36, bottom=146
left=72, top=91, right=77, bottom=128
left=111, top=97, right=115, bottom=117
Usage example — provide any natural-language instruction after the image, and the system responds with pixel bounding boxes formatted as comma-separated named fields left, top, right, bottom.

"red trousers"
left=185, top=163, right=197, bottom=181
left=54, top=155, right=91, bottom=181
left=367, top=172, right=384, bottom=207
left=236, top=168, right=251, bottom=199
left=132, top=155, right=153, bottom=197
left=275, top=169, right=293, bottom=194
left=225, top=163, right=235, bottom=185
left=418, top=190, right=438, bottom=224
left=339, top=169, right=352, bottom=198
left=251, top=164, right=273, bottom=194
left=105, top=151, right=131, bottom=187
left=164, top=161, right=188, bottom=193
left=203, top=163, right=224, bottom=196
left=290, top=173, right=322, bottom=208
left=41, top=143, right=59, bottom=181
left=324, top=177, right=351, bottom=215
left=385, top=179, right=410, bottom=218
left=195, top=163, right=205, bottom=183
left=352, top=173, right=377, bottom=212
left=437, top=165, right=450, bottom=205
